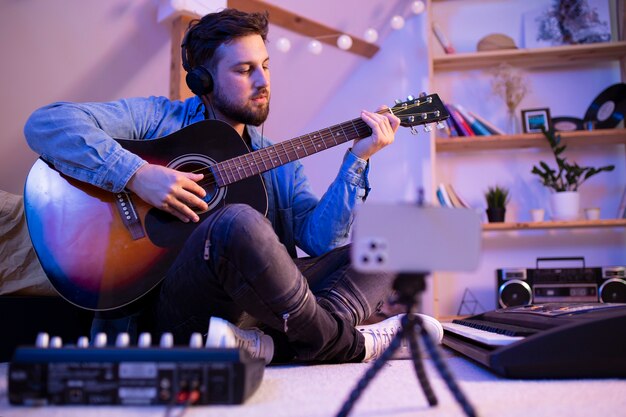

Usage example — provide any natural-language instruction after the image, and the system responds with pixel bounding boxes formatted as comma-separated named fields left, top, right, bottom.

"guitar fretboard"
left=212, top=117, right=372, bottom=186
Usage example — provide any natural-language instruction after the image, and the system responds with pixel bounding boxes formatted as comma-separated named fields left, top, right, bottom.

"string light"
left=337, top=34, right=353, bottom=50
left=273, top=3, right=426, bottom=55
left=411, top=1, right=425, bottom=15
left=390, top=15, right=405, bottom=30
left=364, top=28, right=378, bottom=43
left=275, top=37, right=291, bottom=53
left=308, top=39, right=323, bottom=55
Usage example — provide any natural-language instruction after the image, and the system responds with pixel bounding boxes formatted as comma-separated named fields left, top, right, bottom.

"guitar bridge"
left=115, top=192, right=145, bottom=240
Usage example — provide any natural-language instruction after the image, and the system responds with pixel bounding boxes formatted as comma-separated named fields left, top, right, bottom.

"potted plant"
left=530, top=128, right=614, bottom=220
left=485, top=185, right=510, bottom=223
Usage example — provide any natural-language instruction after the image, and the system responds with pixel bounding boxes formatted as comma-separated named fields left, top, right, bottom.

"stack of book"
left=436, top=183, right=471, bottom=208
left=442, top=103, right=505, bottom=137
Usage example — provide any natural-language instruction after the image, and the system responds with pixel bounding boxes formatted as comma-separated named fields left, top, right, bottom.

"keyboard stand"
left=334, top=273, right=478, bottom=417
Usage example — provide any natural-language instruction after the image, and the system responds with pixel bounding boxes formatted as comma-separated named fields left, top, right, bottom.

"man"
left=25, top=8, right=428, bottom=364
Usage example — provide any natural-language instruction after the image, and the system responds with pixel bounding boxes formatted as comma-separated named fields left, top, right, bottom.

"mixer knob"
left=35, top=332, right=50, bottom=348
left=77, top=336, right=90, bottom=348
left=189, top=332, right=203, bottom=348
left=50, top=336, right=63, bottom=348
left=94, top=332, right=108, bottom=348
left=160, top=332, right=174, bottom=348
left=116, top=332, right=130, bottom=348
left=138, top=332, right=152, bottom=348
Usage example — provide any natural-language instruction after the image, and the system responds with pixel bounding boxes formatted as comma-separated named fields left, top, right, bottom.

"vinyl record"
left=552, top=116, right=583, bottom=132
left=584, top=83, right=626, bottom=129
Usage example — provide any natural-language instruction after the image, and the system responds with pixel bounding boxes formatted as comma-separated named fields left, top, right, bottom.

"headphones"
left=181, top=26, right=213, bottom=96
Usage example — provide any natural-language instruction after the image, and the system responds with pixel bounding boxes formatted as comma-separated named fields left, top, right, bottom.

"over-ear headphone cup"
left=185, top=67, right=213, bottom=96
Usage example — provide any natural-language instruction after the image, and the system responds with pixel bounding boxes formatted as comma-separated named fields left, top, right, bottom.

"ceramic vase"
left=550, top=191, right=580, bottom=221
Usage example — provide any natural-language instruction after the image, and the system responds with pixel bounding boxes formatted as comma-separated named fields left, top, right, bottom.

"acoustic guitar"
left=24, top=94, right=448, bottom=310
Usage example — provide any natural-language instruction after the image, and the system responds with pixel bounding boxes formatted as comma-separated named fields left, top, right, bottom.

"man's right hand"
left=126, top=163, right=209, bottom=223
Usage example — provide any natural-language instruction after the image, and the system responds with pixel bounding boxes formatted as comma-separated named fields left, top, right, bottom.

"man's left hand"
left=352, top=106, right=400, bottom=161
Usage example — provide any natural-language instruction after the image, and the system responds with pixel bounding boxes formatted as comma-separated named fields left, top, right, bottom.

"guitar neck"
left=212, top=116, right=372, bottom=186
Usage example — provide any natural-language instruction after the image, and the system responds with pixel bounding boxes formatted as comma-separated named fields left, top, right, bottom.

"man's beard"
left=212, top=86, right=269, bottom=126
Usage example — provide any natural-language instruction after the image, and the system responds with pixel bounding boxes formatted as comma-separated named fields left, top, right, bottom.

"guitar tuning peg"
left=395, top=99, right=402, bottom=104
left=419, top=92, right=427, bottom=97
left=410, top=126, right=418, bottom=135
left=436, top=121, right=446, bottom=130
left=423, top=124, right=433, bottom=133
left=407, top=95, right=414, bottom=101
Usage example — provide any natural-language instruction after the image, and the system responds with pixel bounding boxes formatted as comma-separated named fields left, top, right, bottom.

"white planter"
left=550, top=191, right=580, bottom=221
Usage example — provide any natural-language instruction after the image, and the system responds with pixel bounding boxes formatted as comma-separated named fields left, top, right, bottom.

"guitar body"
left=24, top=120, right=267, bottom=311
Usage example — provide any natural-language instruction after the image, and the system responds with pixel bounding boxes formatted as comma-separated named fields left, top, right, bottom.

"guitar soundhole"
left=167, top=153, right=226, bottom=213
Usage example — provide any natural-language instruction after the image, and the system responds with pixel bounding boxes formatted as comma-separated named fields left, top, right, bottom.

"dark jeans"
left=93, top=204, right=393, bottom=363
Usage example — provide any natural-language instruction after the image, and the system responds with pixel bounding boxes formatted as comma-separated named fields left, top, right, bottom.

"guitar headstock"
left=390, top=93, right=449, bottom=132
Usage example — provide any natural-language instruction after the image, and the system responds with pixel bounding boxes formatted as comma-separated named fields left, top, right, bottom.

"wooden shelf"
left=483, top=219, right=626, bottom=231
left=433, top=41, right=626, bottom=72
left=436, top=129, right=626, bottom=152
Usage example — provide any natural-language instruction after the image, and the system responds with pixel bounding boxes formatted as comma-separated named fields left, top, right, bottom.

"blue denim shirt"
left=24, top=95, right=370, bottom=257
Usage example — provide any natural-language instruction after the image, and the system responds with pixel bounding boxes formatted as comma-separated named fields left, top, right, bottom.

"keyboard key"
left=442, top=322, right=525, bottom=346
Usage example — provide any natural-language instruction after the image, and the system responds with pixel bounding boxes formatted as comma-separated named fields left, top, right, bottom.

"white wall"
left=0, top=0, right=171, bottom=195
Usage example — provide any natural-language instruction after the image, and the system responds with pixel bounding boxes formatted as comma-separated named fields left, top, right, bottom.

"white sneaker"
left=206, top=317, right=274, bottom=364
left=357, top=314, right=444, bottom=362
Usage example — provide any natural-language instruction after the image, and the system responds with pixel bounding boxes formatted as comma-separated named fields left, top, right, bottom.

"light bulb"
left=390, top=15, right=405, bottom=30
left=411, top=1, right=425, bottom=15
left=275, top=37, right=291, bottom=53
left=308, top=39, right=323, bottom=55
left=337, top=34, right=353, bottom=50
left=364, top=28, right=378, bottom=43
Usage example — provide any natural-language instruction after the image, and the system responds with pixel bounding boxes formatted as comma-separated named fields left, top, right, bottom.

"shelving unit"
left=426, top=0, right=626, bottom=318
left=483, top=219, right=626, bottom=231
left=433, top=41, right=626, bottom=73
left=436, top=129, right=626, bottom=152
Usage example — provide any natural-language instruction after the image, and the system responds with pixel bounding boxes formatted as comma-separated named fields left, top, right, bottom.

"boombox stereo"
left=497, top=257, right=626, bottom=308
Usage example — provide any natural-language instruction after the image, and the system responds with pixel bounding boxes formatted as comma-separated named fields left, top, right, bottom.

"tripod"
left=335, top=272, right=478, bottom=417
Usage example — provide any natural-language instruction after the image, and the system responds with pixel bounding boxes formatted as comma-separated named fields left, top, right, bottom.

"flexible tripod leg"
left=335, top=327, right=405, bottom=417
left=403, top=313, right=438, bottom=406
left=415, top=315, right=478, bottom=417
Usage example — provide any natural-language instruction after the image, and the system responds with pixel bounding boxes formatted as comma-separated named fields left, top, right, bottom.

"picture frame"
left=521, top=108, right=551, bottom=133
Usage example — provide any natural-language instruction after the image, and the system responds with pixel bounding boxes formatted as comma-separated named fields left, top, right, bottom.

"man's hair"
left=184, top=8, right=269, bottom=73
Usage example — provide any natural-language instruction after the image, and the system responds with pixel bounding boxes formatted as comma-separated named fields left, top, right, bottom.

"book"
left=437, top=184, right=453, bottom=207
left=468, top=110, right=506, bottom=135
left=444, top=184, right=463, bottom=208
left=454, top=104, right=491, bottom=136
left=444, top=105, right=466, bottom=136
left=446, top=104, right=475, bottom=136
left=432, top=22, right=456, bottom=54
left=445, top=118, right=459, bottom=137
left=446, top=184, right=471, bottom=208
left=435, top=188, right=447, bottom=207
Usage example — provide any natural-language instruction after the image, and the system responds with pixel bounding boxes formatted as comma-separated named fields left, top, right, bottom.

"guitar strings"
left=185, top=102, right=439, bottom=188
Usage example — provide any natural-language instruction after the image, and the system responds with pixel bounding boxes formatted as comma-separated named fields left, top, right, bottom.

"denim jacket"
left=24, top=95, right=370, bottom=257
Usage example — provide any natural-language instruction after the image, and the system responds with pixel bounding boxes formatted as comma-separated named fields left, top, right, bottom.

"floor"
left=2, top=348, right=626, bottom=417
